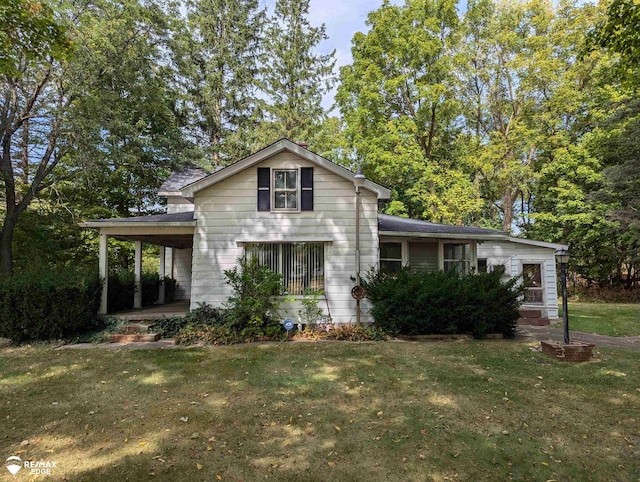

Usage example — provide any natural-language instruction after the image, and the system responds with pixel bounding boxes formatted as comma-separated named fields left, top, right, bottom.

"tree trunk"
left=502, top=190, right=513, bottom=233
left=0, top=213, right=16, bottom=279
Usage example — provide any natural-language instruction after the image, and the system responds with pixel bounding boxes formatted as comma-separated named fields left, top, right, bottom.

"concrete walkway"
left=55, top=339, right=182, bottom=350
left=518, top=324, right=640, bottom=351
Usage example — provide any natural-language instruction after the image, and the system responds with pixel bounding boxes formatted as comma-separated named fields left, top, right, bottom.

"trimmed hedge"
left=362, top=268, right=523, bottom=338
left=108, top=271, right=176, bottom=313
left=0, top=271, right=102, bottom=342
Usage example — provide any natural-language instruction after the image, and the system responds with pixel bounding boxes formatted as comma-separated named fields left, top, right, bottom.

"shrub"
left=224, top=256, right=285, bottom=331
left=294, top=324, right=388, bottom=341
left=149, top=303, right=231, bottom=338
left=0, top=270, right=102, bottom=343
left=175, top=325, right=239, bottom=346
left=362, top=268, right=522, bottom=338
left=298, top=289, right=332, bottom=327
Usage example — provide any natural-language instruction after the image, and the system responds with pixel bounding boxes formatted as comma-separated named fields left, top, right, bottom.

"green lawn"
left=1, top=341, right=639, bottom=480
left=561, top=302, right=640, bottom=337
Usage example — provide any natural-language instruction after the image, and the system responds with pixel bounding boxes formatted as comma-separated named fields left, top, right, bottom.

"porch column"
left=134, top=240, right=142, bottom=309
left=158, top=246, right=166, bottom=304
left=99, top=233, right=108, bottom=315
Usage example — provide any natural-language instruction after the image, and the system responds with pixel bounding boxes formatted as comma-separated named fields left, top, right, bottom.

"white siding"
left=477, top=240, right=559, bottom=318
left=190, top=152, right=379, bottom=324
left=167, top=196, right=194, bottom=214
left=171, top=247, right=192, bottom=300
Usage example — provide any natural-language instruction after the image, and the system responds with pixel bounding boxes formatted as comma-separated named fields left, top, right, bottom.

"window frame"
left=440, top=242, right=474, bottom=275
left=522, top=262, right=544, bottom=305
left=244, top=242, right=325, bottom=296
left=380, top=241, right=403, bottom=275
left=272, top=169, right=300, bottom=212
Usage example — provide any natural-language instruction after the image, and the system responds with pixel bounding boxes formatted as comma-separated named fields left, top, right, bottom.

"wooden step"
left=519, top=309, right=542, bottom=318
left=517, top=317, right=550, bottom=326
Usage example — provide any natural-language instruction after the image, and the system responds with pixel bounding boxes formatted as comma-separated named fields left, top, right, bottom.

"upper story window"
left=273, top=170, right=298, bottom=210
left=257, top=167, right=314, bottom=212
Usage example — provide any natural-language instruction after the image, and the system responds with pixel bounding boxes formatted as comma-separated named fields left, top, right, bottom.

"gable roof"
left=180, top=138, right=392, bottom=199
left=378, top=214, right=509, bottom=240
left=159, top=167, right=212, bottom=196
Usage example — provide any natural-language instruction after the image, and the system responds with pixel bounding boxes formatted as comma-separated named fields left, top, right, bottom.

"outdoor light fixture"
left=555, top=248, right=571, bottom=344
left=353, top=167, right=366, bottom=326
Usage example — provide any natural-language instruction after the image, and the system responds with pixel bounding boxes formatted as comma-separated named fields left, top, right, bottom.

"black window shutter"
left=300, top=167, right=313, bottom=211
left=257, top=168, right=270, bottom=211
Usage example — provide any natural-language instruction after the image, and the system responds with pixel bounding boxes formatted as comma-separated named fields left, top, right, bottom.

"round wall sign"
left=283, top=319, right=294, bottom=331
left=351, top=285, right=366, bottom=300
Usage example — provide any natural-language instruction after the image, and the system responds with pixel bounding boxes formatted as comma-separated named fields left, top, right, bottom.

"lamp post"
left=353, top=167, right=366, bottom=326
left=555, top=248, right=571, bottom=344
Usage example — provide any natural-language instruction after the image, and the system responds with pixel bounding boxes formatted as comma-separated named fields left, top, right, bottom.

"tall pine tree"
left=257, top=0, right=335, bottom=146
left=174, top=0, right=266, bottom=167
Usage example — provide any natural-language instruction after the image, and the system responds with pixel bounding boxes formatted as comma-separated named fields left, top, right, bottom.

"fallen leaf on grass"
left=334, top=426, right=341, bottom=432
left=196, top=463, right=202, bottom=470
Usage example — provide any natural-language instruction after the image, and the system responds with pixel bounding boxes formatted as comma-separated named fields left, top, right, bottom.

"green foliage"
left=594, top=0, right=640, bottom=69
left=298, top=289, right=331, bottom=327
left=107, top=271, right=176, bottom=313
left=175, top=325, right=239, bottom=346
left=0, top=0, right=72, bottom=77
left=0, top=270, right=102, bottom=342
left=224, top=256, right=285, bottom=331
left=337, top=0, right=477, bottom=223
left=173, top=0, right=266, bottom=166
left=256, top=0, right=335, bottom=145
left=149, top=302, right=230, bottom=338
left=362, top=268, right=522, bottom=338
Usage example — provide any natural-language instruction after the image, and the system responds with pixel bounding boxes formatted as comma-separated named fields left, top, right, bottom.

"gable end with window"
left=257, top=167, right=313, bottom=212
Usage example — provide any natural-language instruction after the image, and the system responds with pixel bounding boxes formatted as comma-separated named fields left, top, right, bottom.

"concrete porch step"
left=517, top=317, right=550, bottom=326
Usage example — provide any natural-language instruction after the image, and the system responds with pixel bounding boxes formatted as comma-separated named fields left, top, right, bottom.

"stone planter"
left=540, top=340, right=595, bottom=362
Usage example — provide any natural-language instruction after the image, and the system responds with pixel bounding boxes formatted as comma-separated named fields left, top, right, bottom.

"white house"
left=81, top=139, right=566, bottom=324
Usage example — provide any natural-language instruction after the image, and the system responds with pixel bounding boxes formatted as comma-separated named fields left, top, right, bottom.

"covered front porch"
left=80, top=212, right=195, bottom=314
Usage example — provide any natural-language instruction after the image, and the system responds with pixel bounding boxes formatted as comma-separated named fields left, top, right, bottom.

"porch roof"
left=378, top=214, right=509, bottom=241
left=79, top=212, right=195, bottom=248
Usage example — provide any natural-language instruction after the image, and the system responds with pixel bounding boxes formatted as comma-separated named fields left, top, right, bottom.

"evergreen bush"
left=362, top=268, right=522, bottom=338
left=0, top=270, right=102, bottom=342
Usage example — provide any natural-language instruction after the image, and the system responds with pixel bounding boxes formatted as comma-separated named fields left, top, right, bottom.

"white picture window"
left=273, top=170, right=298, bottom=210
left=245, top=242, right=324, bottom=295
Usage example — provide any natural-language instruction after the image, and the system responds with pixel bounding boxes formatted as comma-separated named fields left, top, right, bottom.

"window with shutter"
left=257, top=168, right=270, bottom=211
